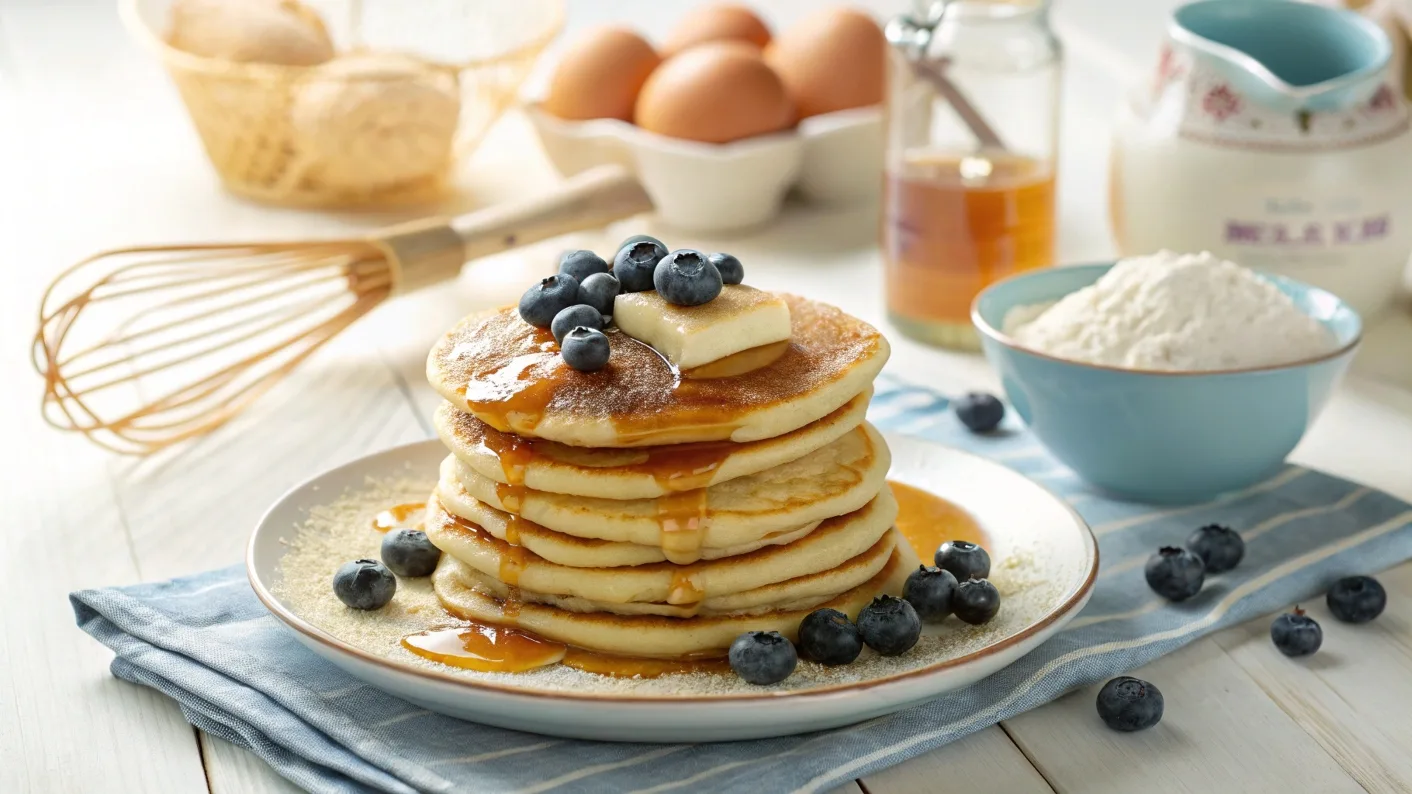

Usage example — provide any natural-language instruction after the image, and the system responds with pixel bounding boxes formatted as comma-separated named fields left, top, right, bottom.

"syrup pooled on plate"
left=371, top=503, right=426, bottom=533
left=403, top=624, right=566, bottom=673
left=888, top=480, right=987, bottom=560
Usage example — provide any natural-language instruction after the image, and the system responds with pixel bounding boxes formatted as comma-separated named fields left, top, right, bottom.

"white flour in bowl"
left=1001, top=251, right=1337, bottom=371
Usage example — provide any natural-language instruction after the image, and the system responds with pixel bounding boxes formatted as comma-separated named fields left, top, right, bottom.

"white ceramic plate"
left=248, top=433, right=1097, bottom=742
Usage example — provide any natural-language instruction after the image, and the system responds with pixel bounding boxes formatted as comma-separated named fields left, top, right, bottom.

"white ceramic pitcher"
left=1111, top=0, right=1412, bottom=318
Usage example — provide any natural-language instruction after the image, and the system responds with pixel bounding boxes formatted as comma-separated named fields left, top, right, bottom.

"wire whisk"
left=34, top=165, right=652, bottom=454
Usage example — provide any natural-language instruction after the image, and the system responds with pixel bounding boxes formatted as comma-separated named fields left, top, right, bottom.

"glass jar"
left=882, top=1, right=1062, bottom=349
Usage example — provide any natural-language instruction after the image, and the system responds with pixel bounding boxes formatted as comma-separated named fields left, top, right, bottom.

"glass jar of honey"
left=882, top=1, right=1061, bottom=349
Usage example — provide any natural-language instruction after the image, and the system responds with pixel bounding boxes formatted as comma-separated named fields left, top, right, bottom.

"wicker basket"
left=122, top=0, right=563, bottom=207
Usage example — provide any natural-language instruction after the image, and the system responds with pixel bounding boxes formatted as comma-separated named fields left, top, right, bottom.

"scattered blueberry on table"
left=380, top=529, right=442, bottom=578
left=953, top=392, right=1005, bottom=433
left=935, top=540, right=991, bottom=581
left=798, top=608, right=863, bottom=666
left=557, top=249, right=611, bottom=284
left=1144, top=546, right=1205, bottom=601
left=952, top=578, right=1002, bottom=625
left=1187, top=523, right=1244, bottom=573
left=517, top=273, right=580, bottom=328
left=560, top=326, right=612, bottom=372
left=550, top=303, right=604, bottom=344
left=1096, top=676, right=1164, bottom=732
left=577, top=271, right=621, bottom=318
left=856, top=595, right=922, bottom=656
left=728, top=631, right=798, bottom=685
left=613, top=238, right=667, bottom=292
left=709, top=252, right=745, bottom=285
left=903, top=565, right=958, bottom=623
left=1270, top=607, right=1323, bottom=657
left=1326, top=575, right=1387, bottom=623
left=332, top=559, right=396, bottom=610
left=654, top=249, right=723, bottom=306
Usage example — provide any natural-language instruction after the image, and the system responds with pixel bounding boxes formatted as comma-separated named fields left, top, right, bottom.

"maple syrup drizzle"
left=402, top=624, right=566, bottom=673
left=371, top=503, right=426, bottom=533
left=401, top=622, right=730, bottom=677
left=479, top=430, right=535, bottom=487
left=667, top=569, right=706, bottom=607
left=656, top=490, right=709, bottom=565
left=494, top=481, right=527, bottom=514
left=498, top=541, right=528, bottom=588
left=460, top=329, right=563, bottom=434
left=888, top=480, right=988, bottom=560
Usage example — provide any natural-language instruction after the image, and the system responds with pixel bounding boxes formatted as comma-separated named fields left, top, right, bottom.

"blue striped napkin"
left=71, top=378, right=1412, bottom=794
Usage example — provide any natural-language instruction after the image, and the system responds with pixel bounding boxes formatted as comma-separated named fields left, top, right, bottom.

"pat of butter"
left=613, top=286, right=791, bottom=369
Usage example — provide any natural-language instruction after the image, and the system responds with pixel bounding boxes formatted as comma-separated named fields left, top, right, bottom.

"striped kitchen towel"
left=71, top=378, right=1412, bottom=794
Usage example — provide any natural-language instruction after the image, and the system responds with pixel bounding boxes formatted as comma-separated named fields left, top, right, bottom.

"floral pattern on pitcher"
left=1150, top=46, right=1409, bottom=151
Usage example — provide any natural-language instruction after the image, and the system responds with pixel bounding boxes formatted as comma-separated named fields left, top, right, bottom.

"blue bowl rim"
left=970, top=262, right=1363, bottom=377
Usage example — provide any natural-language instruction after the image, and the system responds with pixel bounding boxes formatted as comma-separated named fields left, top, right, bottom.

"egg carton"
left=526, top=103, right=882, bottom=232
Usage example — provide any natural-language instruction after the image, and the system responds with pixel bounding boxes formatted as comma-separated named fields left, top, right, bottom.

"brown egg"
left=544, top=27, right=660, bottom=122
left=766, top=7, right=886, bottom=119
left=635, top=42, right=794, bottom=144
left=661, top=4, right=772, bottom=57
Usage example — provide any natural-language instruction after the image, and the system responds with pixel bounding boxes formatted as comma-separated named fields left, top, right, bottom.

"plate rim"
left=247, top=434, right=1099, bottom=704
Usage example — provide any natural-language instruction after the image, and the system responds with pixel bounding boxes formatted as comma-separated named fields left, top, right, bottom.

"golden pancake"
left=462, top=530, right=901, bottom=618
left=423, top=489, right=897, bottom=606
left=431, top=544, right=917, bottom=658
left=434, top=389, right=871, bottom=499
left=439, top=423, right=890, bottom=560
left=436, top=484, right=821, bottom=568
left=425, top=294, right=889, bottom=447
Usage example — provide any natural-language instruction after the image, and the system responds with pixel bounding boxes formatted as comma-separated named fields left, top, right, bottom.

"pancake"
left=423, top=489, right=898, bottom=606
left=461, top=530, right=902, bottom=618
left=432, top=544, right=917, bottom=658
left=434, top=389, right=871, bottom=499
left=426, top=294, right=889, bottom=447
left=440, top=423, right=890, bottom=557
left=436, top=485, right=821, bottom=568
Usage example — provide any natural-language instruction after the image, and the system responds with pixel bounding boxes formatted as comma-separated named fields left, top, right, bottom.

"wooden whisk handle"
left=375, top=165, right=653, bottom=294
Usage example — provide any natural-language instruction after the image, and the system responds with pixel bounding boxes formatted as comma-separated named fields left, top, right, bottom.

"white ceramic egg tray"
left=526, top=103, right=882, bottom=232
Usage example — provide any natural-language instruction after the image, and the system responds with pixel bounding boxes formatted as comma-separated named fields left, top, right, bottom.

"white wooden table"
left=4, top=2, right=1412, bottom=792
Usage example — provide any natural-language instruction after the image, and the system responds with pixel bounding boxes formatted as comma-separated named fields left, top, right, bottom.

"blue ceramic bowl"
left=972, top=264, right=1362, bottom=503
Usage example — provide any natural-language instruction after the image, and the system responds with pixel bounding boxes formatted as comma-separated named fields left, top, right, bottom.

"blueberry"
left=952, top=578, right=1002, bottom=625
left=517, top=273, right=579, bottom=328
left=613, top=239, right=667, bottom=292
left=953, top=392, right=1005, bottom=433
left=798, top=608, right=863, bottom=666
left=728, top=631, right=798, bottom=685
left=1187, top=524, right=1244, bottom=573
left=1270, top=607, right=1323, bottom=657
left=856, top=595, right=921, bottom=656
left=935, top=540, right=991, bottom=581
left=903, top=565, right=958, bottom=623
left=708, top=252, right=744, bottom=285
left=1144, top=546, right=1205, bottom=601
left=550, top=304, right=604, bottom=344
left=379, top=529, right=442, bottom=578
left=558, top=249, right=610, bottom=284
left=654, top=249, right=723, bottom=306
left=1326, top=575, right=1386, bottom=623
left=577, top=272, right=621, bottom=318
left=560, top=326, right=611, bottom=372
left=1096, top=676, right=1164, bottom=732
left=618, top=233, right=664, bottom=252
left=332, top=559, right=396, bottom=610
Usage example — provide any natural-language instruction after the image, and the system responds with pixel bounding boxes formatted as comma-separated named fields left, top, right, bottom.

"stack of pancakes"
left=423, top=292, right=915, bottom=659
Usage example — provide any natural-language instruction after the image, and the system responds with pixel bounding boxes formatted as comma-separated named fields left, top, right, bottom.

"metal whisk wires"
left=34, top=240, right=394, bottom=455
